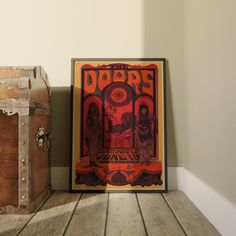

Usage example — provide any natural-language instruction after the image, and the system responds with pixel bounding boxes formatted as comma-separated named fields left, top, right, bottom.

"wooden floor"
left=0, top=191, right=220, bottom=236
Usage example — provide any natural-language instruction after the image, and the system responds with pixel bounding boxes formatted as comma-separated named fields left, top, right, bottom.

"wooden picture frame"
left=70, top=58, right=167, bottom=192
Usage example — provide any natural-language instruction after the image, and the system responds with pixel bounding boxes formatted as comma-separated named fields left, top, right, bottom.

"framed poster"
left=70, top=58, right=167, bottom=192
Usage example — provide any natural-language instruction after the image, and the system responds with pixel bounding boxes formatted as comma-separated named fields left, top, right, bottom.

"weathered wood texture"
left=18, top=192, right=80, bottom=236
left=106, top=193, right=146, bottom=236
left=0, top=68, right=28, bottom=99
left=0, top=114, right=18, bottom=208
left=163, top=191, right=220, bottom=236
left=137, top=193, right=185, bottom=236
left=0, top=191, right=220, bottom=236
left=65, top=193, right=108, bottom=236
left=0, top=68, right=25, bottom=79
left=0, top=66, right=49, bottom=105
left=31, top=115, right=50, bottom=201
left=0, top=213, right=33, bottom=236
left=0, top=66, right=51, bottom=213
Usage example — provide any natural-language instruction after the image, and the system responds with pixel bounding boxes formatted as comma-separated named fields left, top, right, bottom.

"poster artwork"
left=71, top=59, right=167, bottom=192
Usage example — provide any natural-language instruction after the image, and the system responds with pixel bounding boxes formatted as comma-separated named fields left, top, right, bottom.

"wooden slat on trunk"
left=30, top=115, right=50, bottom=201
left=0, top=114, right=18, bottom=208
left=137, top=193, right=185, bottom=236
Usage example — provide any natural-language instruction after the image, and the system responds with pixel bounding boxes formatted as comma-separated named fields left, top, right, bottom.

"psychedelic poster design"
left=71, top=59, right=167, bottom=192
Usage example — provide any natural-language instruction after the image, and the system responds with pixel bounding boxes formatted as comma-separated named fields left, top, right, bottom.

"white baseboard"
left=50, top=166, right=236, bottom=236
left=179, top=167, right=236, bottom=236
left=166, top=167, right=184, bottom=190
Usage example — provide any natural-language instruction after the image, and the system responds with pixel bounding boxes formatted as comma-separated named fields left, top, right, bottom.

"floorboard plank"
left=0, top=213, right=33, bottom=236
left=137, top=193, right=185, bottom=236
left=106, top=193, right=146, bottom=236
left=18, top=191, right=80, bottom=236
left=65, top=193, right=108, bottom=236
left=0, top=192, right=52, bottom=236
left=163, top=191, right=220, bottom=236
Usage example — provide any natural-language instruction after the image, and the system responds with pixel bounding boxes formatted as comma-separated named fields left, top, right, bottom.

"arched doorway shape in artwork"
left=102, top=82, right=135, bottom=149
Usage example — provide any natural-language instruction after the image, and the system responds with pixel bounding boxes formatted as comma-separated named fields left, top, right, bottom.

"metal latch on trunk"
left=36, top=127, right=50, bottom=152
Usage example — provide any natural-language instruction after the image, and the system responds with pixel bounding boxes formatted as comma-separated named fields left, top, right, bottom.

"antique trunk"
left=0, top=66, right=51, bottom=214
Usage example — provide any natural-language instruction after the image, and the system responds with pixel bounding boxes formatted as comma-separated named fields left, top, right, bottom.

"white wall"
left=184, top=0, right=236, bottom=204
left=144, top=1, right=184, bottom=167
left=0, top=0, right=144, bottom=87
left=0, top=0, right=184, bottom=168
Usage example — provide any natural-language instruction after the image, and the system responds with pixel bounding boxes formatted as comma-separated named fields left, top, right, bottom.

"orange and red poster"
left=71, top=59, right=167, bottom=192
